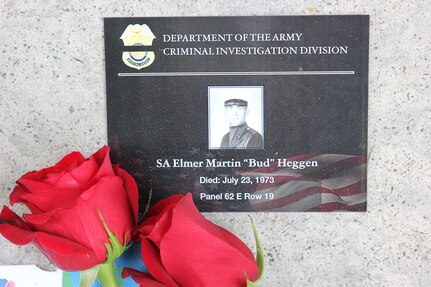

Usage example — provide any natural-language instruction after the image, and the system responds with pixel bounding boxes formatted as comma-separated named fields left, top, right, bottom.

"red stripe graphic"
left=240, top=154, right=367, bottom=212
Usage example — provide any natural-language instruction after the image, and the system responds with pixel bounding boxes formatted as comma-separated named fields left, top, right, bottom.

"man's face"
left=225, top=104, right=248, bottom=127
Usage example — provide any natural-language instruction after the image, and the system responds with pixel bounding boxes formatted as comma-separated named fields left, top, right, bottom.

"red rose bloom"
left=123, top=193, right=259, bottom=287
left=0, top=146, right=139, bottom=271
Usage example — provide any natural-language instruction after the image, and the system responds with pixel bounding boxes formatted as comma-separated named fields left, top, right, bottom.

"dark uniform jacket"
left=220, top=123, right=263, bottom=149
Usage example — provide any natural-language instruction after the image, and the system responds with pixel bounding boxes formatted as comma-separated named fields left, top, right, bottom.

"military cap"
left=224, top=99, right=248, bottom=107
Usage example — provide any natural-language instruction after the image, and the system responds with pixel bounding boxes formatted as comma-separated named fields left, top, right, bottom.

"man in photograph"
left=220, top=98, right=263, bottom=149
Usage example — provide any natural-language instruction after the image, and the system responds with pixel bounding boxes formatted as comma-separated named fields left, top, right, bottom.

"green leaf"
left=142, top=185, right=153, bottom=218
left=98, top=211, right=128, bottom=264
left=250, top=216, right=264, bottom=280
left=79, top=265, right=99, bottom=287
left=246, top=216, right=264, bottom=286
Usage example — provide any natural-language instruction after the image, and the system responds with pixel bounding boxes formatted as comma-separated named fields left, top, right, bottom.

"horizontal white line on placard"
left=118, top=71, right=355, bottom=77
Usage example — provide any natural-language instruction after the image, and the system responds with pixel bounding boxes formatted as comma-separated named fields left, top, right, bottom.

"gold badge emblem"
left=120, top=24, right=156, bottom=70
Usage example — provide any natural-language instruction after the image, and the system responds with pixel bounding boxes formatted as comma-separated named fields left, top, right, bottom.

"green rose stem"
left=97, top=261, right=118, bottom=287
left=90, top=211, right=129, bottom=287
left=79, top=265, right=99, bottom=287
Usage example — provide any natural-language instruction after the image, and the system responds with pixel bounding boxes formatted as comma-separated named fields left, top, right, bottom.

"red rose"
left=0, top=146, right=139, bottom=271
left=123, top=193, right=259, bottom=287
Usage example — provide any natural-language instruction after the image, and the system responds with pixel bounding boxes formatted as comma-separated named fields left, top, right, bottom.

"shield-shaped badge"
left=120, top=24, right=156, bottom=70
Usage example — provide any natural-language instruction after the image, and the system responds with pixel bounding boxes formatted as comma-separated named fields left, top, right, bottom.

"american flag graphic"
left=239, top=154, right=367, bottom=212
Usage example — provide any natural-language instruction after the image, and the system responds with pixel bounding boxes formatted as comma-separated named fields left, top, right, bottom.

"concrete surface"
left=0, top=0, right=430, bottom=286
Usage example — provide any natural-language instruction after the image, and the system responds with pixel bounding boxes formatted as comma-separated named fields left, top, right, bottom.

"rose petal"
left=92, top=146, right=115, bottom=179
left=52, top=157, right=99, bottom=189
left=31, top=151, right=87, bottom=184
left=83, top=176, right=135, bottom=246
left=136, top=216, right=158, bottom=239
left=122, top=268, right=168, bottom=287
left=160, top=194, right=259, bottom=287
left=23, top=176, right=135, bottom=262
left=115, top=167, right=139, bottom=223
left=140, top=216, right=158, bottom=228
left=176, top=194, right=257, bottom=261
left=53, top=151, right=86, bottom=170
left=53, top=148, right=110, bottom=188
left=10, top=151, right=87, bottom=198
left=136, top=195, right=183, bottom=244
left=0, top=206, right=97, bottom=271
left=140, top=239, right=179, bottom=287
left=14, top=178, right=53, bottom=194
left=19, top=188, right=82, bottom=212
left=23, top=209, right=56, bottom=224
left=146, top=194, right=184, bottom=218
left=69, top=156, right=99, bottom=184
left=145, top=210, right=174, bottom=247
left=34, top=231, right=99, bottom=271
left=0, top=206, right=33, bottom=235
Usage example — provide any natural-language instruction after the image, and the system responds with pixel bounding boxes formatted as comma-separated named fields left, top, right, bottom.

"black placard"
left=105, top=16, right=369, bottom=212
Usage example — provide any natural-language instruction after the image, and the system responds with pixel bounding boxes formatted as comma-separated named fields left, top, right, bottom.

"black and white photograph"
left=208, top=86, right=264, bottom=150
